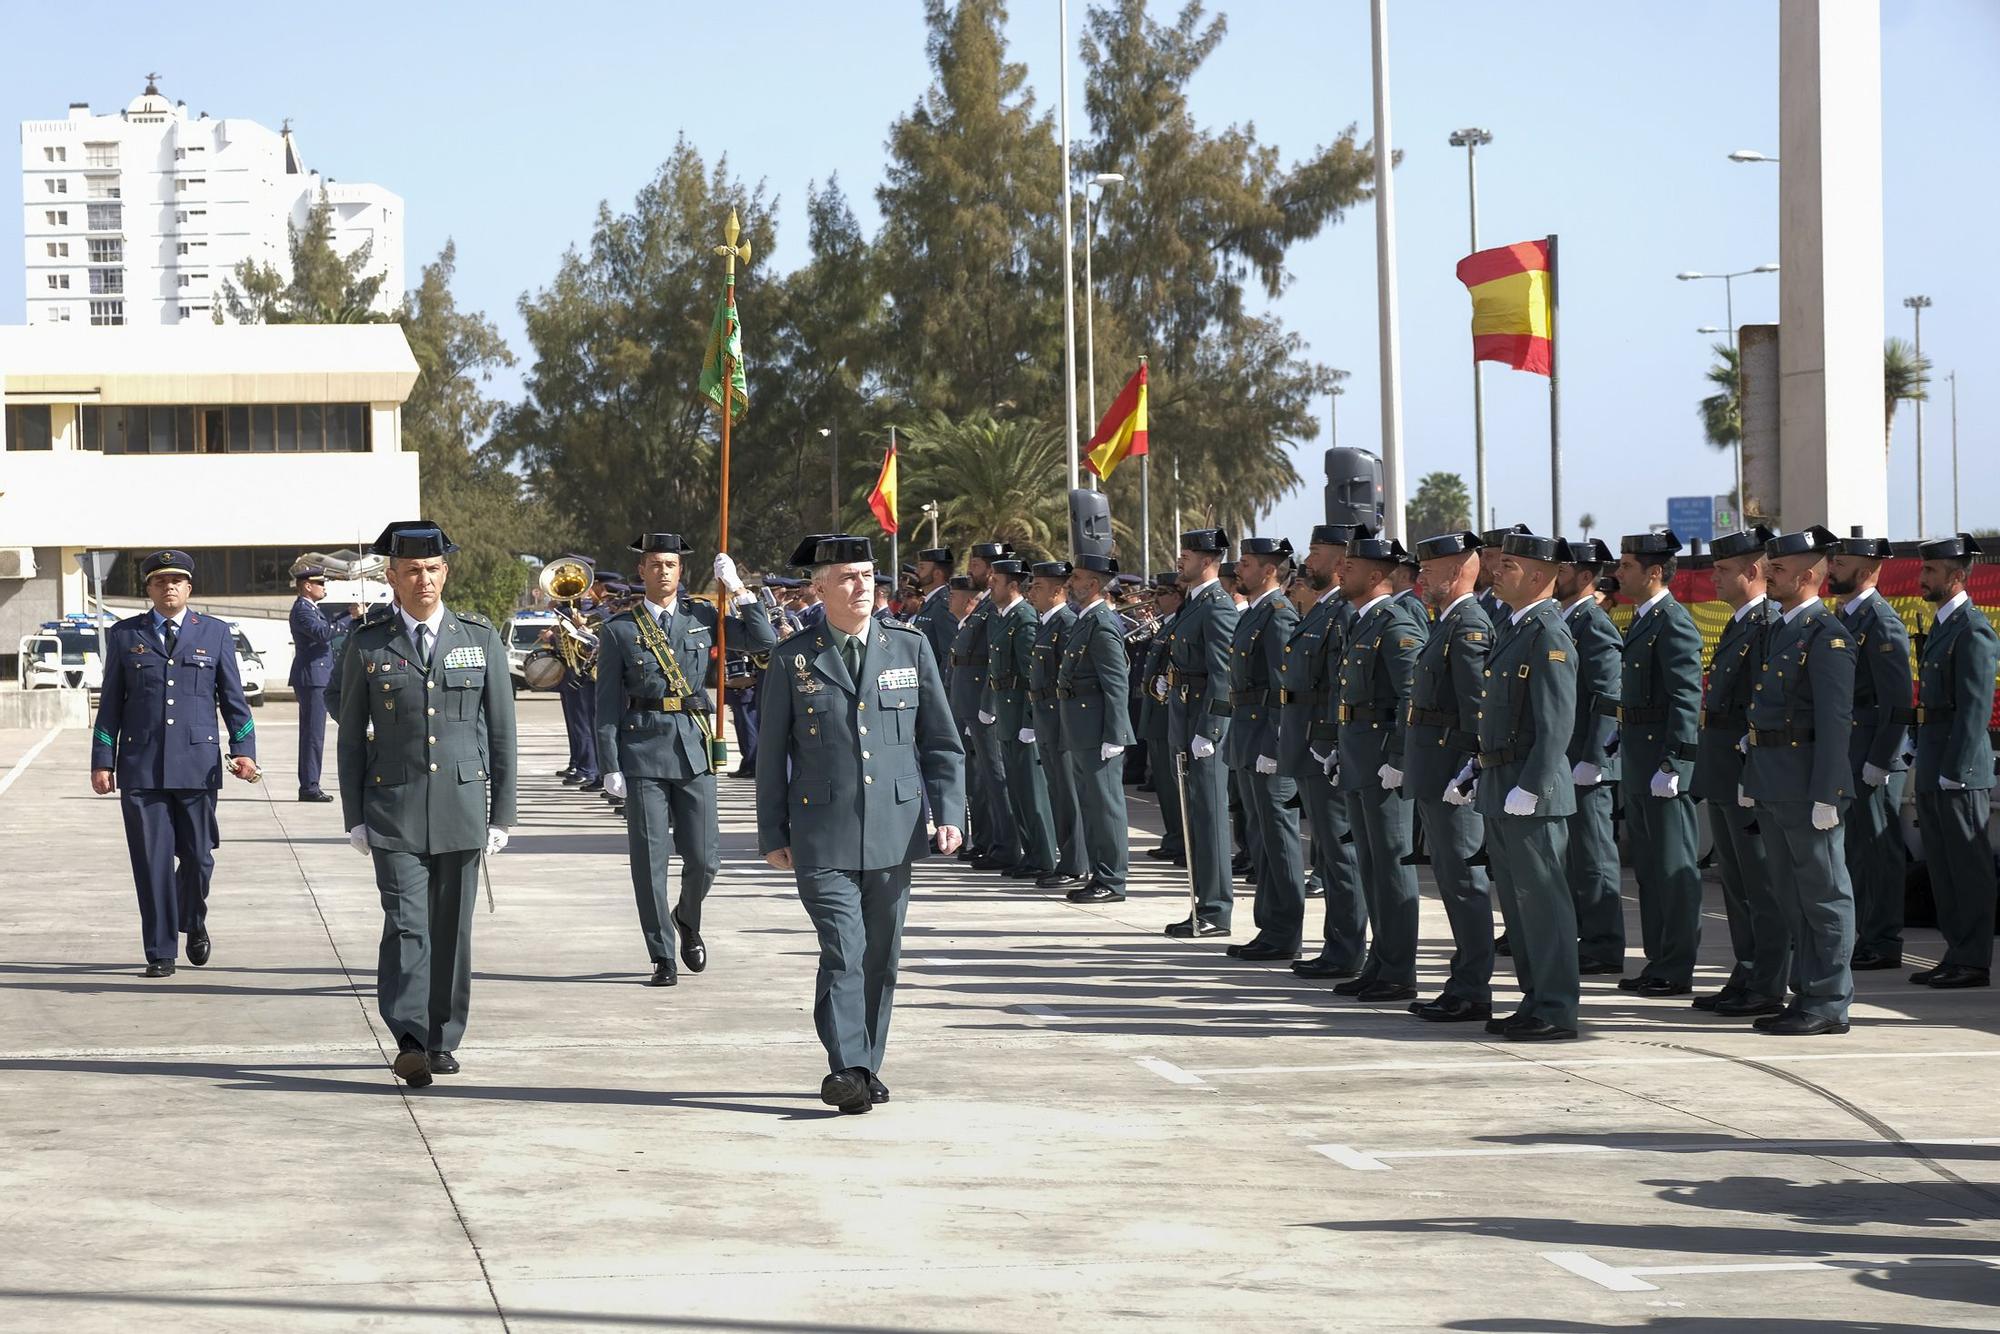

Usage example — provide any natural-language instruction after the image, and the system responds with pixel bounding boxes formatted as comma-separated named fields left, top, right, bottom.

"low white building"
left=0, top=323, right=420, bottom=674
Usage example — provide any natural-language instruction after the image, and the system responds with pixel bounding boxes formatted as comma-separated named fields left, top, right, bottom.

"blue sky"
left=4, top=1, right=1993, bottom=546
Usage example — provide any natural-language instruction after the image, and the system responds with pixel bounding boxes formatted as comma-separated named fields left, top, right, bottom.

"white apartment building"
left=19, top=78, right=403, bottom=327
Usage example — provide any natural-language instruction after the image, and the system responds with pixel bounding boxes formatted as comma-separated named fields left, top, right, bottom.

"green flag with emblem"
left=696, top=287, right=747, bottom=425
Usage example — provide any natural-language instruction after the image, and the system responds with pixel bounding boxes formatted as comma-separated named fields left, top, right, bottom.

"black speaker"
left=1325, top=447, right=1384, bottom=528
left=1070, top=488, right=1114, bottom=559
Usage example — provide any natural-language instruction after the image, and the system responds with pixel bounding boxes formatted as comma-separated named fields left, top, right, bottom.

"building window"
left=87, top=238, right=120, bottom=263
left=45, top=178, right=68, bottom=194
left=46, top=274, right=69, bottom=290
left=85, top=143, right=117, bottom=168
left=45, top=242, right=69, bottom=258
left=86, top=179, right=119, bottom=200
left=50, top=306, right=72, bottom=323
left=86, top=204, right=120, bottom=231
left=91, top=403, right=371, bottom=455
left=44, top=146, right=67, bottom=163
left=89, top=268, right=122, bottom=295
left=177, top=306, right=190, bottom=319
left=5, top=405, right=54, bottom=451
left=89, top=300, right=124, bottom=326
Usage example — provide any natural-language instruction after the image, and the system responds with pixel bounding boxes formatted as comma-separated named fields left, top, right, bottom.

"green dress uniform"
left=1911, top=547, right=2000, bottom=984
left=1334, top=571, right=1428, bottom=992
left=754, top=546, right=966, bottom=1079
left=955, top=582, right=1015, bottom=863
left=1166, top=544, right=1240, bottom=932
left=337, top=583, right=517, bottom=1059
left=1609, top=567, right=1704, bottom=991
left=1227, top=564, right=1306, bottom=952
left=912, top=582, right=958, bottom=678
left=1836, top=571, right=1914, bottom=965
left=1137, top=604, right=1186, bottom=859
left=988, top=581, right=1059, bottom=875
left=594, top=539, right=776, bottom=974
left=1290, top=579, right=1366, bottom=974
left=1029, top=591, right=1085, bottom=880
left=1058, top=587, right=1137, bottom=894
left=1561, top=585, right=1626, bottom=971
left=1472, top=585, right=1581, bottom=1033
left=1404, top=575, right=1495, bottom=1007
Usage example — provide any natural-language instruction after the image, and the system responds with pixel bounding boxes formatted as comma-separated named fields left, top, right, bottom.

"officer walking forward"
left=1556, top=538, right=1626, bottom=975
left=1289, top=526, right=1366, bottom=980
left=755, top=535, right=966, bottom=1114
left=337, top=522, right=516, bottom=1087
left=1059, top=555, right=1136, bottom=904
left=1165, top=529, right=1240, bottom=937
left=91, top=550, right=258, bottom=976
left=287, top=563, right=340, bottom=802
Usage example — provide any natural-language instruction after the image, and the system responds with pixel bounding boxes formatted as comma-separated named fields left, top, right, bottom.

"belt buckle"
left=1338, top=704, right=1353, bottom=724
left=661, top=697, right=682, bottom=713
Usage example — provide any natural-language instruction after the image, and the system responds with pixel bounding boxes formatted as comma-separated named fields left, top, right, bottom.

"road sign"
left=1666, top=496, right=1715, bottom=545
left=1712, top=496, right=1737, bottom=532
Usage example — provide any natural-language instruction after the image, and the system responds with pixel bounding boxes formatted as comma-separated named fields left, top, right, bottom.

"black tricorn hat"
left=1180, top=527, right=1230, bottom=553
left=1918, top=533, right=1984, bottom=561
left=947, top=574, right=978, bottom=591
left=1502, top=531, right=1563, bottom=564
left=1765, top=524, right=1839, bottom=558
left=1711, top=525, right=1778, bottom=560
left=630, top=532, right=694, bottom=555
left=787, top=533, right=838, bottom=567
left=1217, top=560, right=1238, bottom=580
left=1564, top=536, right=1616, bottom=567
left=1031, top=559, right=1074, bottom=579
left=793, top=534, right=873, bottom=567
left=1414, top=531, right=1482, bottom=561
left=1621, top=529, right=1683, bottom=557
left=1239, top=536, right=1294, bottom=559
left=1480, top=523, right=1530, bottom=547
left=989, top=558, right=1027, bottom=578
left=1310, top=523, right=1358, bottom=547
left=873, top=572, right=895, bottom=586
left=369, top=521, right=457, bottom=559
left=969, top=541, right=1014, bottom=561
left=1347, top=526, right=1400, bottom=563
left=1836, top=532, right=1894, bottom=560
left=1072, top=554, right=1119, bottom=576
left=139, top=549, right=195, bottom=581
left=917, top=546, right=955, bottom=565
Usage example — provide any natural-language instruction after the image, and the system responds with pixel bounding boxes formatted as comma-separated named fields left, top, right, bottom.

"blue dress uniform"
left=1689, top=527, right=1787, bottom=1013
left=1404, top=534, right=1497, bottom=1016
left=1610, top=532, right=1705, bottom=995
left=595, top=533, right=776, bottom=980
left=986, top=563, right=1059, bottom=877
left=559, top=592, right=601, bottom=786
left=1288, top=533, right=1366, bottom=978
left=1332, top=530, right=1428, bottom=997
left=1166, top=530, right=1241, bottom=935
left=1058, top=558, right=1137, bottom=901
left=754, top=535, right=967, bottom=1111
left=1743, top=526, right=1859, bottom=1031
left=1834, top=535, right=1915, bottom=968
left=1911, top=534, right=2000, bottom=988
left=1028, top=564, right=1085, bottom=883
left=287, top=567, right=336, bottom=799
left=1136, top=585, right=1186, bottom=861
left=1226, top=539, right=1306, bottom=957
left=1559, top=546, right=1626, bottom=973
left=336, top=523, right=517, bottom=1081
left=91, top=551, right=256, bottom=973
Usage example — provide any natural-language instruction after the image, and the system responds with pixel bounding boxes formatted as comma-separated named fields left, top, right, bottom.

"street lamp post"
left=819, top=424, right=838, bottom=530
left=1449, top=127, right=1493, bottom=527
left=1905, top=294, right=1931, bottom=534
left=1727, top=149, right=1780, bottom=164
left=1949, top=370, right=1959, bottom=533
left=1677, top=263, right=1778, bottom=518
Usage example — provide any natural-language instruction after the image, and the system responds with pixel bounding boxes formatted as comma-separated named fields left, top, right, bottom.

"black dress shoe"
left=1714, top=994, right=1787, bottom=1018
left=971, top=855, right=1011, bottom=871
left=1163, top=917, right=1228, bottom=939
left=1036, top=873, right=1083, bottom=889
left=1068, top=882, right=1125, bottom=903
left=1579, top=959, right=1624, bottom=975
left=1484, top=1012, right=1528, bottom=1036
left=143, top=959, right=176, bottom=978
left=1493, top=931, right=1512, bottom=957
left=1849, top=948, right=1903, bottom=971
left=957, top=846, right=980, bottom=862
left=1331, top=975, right=1373, bottom=995
left=1145, top=846, right=1182, bottom=862
left=1236, top=941, right=1300, bottom=962
left=1171, top=855, right=1188, bottom=867
left=821, top=1068, right=872, bottom=1114
left=1758, top=1012, right=1850, bottom=1036
left=1908, top=965, right=1945, bottom=985
left=1231, top=855, right=1252, bottom=875
left=645, top=961, right=678, bottom=987
left=562, top=773, right=585, bottom=786
left=298, top=791, right=335, bottom=803
left=1691, top=986, right=1741, bottom=1012
left=1357, top=982, right=1418, bottom=1003
left=729, top=764, right=755, bottom=778
left=428, top=1051, right=461, bottom=1075
left=578, top=777, right=604, bottom=792
left=1634, top=977, right=1691, bottom=998
left=1005, top=865, right=1049, bottom=881
left=1616, top=975, right=1646, bottom=992
left=1412, top=995, right=1493, bottom=1023
left=1304, top=878, right=1326, bottom=899
left=1293, top=956, right=1360, bottom=979
left=556, top=767, right=576, bottom=780
left=673, top=912, right=707, bottom=973
left=186, top=926, right=211, bottom=967
left=1927, top=965, right=1992, bottom=989
left=1506, top=1020, right=1580, bottom=1042
left=868, top=1073, right=890, bottom=1104
left=393, top=1045, right=433, bottom=1088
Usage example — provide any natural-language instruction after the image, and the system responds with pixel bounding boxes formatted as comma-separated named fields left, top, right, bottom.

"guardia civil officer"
left=337, top=522, right=517, bottom=1086
left=1556, top=537, right=1626, bottom=974
left=1611, top=530, right=1704, bottom=997
left=287, top=563, right=340, bottom=801
left=1690, top=526, right=1788, bottom=1017
left=1059, top=554, right=1136, bottom=903
left=1476, top=524, right=1529, bottom=621
left=1027, top=561, right=1086, bottom=886
left=1741, top=526, right=1858, bottom=1033
left=1449, top=532, right=1580, bottom=1040
left=1137, top=574, right=1187, bottom=866
left=1827, top=533, right=1914, bottom=970
left=910, top=546, right=958, bottom=668
left=91, top=550, right=258, bottom=976
left=942, top=572, right=988, bottom=858
left=986, top=558, right=1059, bottom=880
left=1911, top=534, right=2000, bottom=989
left=1226, top=537, right=1306, bottom=960
left=595, top=533, right=776, bottom=985
left=755, top=534, right=967, bottom=1113
left=957, top=542, right=1017, bottom=868
left=1165, top=529, right=1240, bottom=936
left=1404, top=532, right=1496, bottom=1021
left=1288, top=525, right=1367, bottom=979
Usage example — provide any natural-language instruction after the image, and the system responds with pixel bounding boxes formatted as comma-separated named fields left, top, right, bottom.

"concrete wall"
left=0, top=551, right=62, bottom=678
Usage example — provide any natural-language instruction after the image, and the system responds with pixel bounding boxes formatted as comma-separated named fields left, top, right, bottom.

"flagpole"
left=1057, top=0, right=1081, bottom=502
left=1369, top=0, right=1407, bottom=541
left=1139, top=354, right=1151, bottom=578
left=711, top=209, right=751, bottom=766
left=1547, top=232, right=1562, bottom=534
left=889, top=425, right=899, bottom=588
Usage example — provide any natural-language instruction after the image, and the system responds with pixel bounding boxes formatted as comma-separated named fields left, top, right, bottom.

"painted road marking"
left=1543, top=1250, right=2000, bottom=1293
left=1132, top=1057, right=1211, bottom=1088
left=1184, top=1047, right=2000, bottom=1079
left=0, top=725, right=64, bottom=800
left=1315, top=1142, right=1618, bottom=1171
left=1313, top=1135, right=2000, bottom=1171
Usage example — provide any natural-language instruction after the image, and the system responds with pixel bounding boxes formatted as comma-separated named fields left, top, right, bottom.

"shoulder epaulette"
left=881, top=619, right=921, bottom=636
left=455, top=609, right=493, bottom=628
left=364, top=604, right=396, bottom=625
left=775, top=625, right=818, bottom=655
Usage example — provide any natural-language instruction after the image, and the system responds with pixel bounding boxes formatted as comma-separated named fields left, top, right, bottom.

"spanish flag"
left=1456, top=240, right=1552, bottom=376
left=1085, top=362, right=1149, bottom=479
left=867, top=438, right=899, bottom=536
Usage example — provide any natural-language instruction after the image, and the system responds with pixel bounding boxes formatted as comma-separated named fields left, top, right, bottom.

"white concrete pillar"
left=1777, top=0, right=1886, bottom=535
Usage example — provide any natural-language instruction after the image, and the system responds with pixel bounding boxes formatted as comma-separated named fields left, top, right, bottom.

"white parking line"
left=1132, top=1057, right=1211, bottom=1088
left=1313, top=1135, right=2000, bottom=1171
left=1543, top=1249, right=2000, bottom=1293
left=1187, top=1047, right=2000, bottom=1079
left=0, top=724, right=64, bottom=800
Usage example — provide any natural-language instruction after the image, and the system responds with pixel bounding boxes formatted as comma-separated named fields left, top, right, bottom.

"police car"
left=222, top=619, right=268, bottom=707
left=14, top=614, right=114, bottom=691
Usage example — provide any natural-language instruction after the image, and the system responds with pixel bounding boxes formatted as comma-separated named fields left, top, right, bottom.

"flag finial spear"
left=714, top=208, right=751, bottom=277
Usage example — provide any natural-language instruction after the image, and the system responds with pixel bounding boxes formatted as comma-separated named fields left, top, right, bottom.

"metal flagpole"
left=888, top=425, right=899, bottom=585
left=1369, top=0, right=1407, bottom=540
left=711, top=210, right=750, bottom=769
left=1547, top=233, right=1563, bottom=533
left=1138, top=355, right=1151, bottom=577
left=1058, top=0, right=1081, bottom=496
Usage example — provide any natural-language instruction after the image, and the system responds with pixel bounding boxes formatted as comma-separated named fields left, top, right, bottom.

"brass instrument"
left=535, top=557, right=599, bottom=684
left=539, top=557, right=593, bottom=602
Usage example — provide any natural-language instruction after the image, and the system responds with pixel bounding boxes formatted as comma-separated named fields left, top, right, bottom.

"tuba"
left=537, top=557, right=599, bottom=684
left=539, top=557, right=594, bottom=604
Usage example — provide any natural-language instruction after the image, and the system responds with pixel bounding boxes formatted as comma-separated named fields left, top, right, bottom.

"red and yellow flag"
left=1084, top=363, right=1149, bottom=480
left=1456, top=240, right=1552, bottom=375
left=867, top=439, right=899, bottom=536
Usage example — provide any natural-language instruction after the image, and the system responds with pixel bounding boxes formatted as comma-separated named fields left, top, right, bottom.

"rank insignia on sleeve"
left=1828, top=638, right=1846, bottom=649
left=1398, top=637, right=1417, bottom=648
left=1466, top=631, right=1486, bottom=642
left=1548, top=650, right=1568, bottom=663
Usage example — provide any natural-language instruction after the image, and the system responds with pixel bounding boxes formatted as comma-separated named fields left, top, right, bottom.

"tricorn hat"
left=630, top=532, right=694, bottom=555
left=1765, top=524, right=1839, bottom=558
left=1711, top=525, right=1778, bottom=560
left=369, top=521, right=457, bottom=559
left=1414, top=531, right=1482, bottom=561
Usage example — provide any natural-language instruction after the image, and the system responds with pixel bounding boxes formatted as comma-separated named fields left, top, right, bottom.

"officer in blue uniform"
left=1911, top=533, right=2000, bottom=989
left=91, top=550, right=258, bottom=976
left=1289, top=526, right=1367, bottom=980
left=1166, top=528, right=1240, bottom=937
left=287, top=563, right=341, bottom=801
left=1556, top=537, right=1625, bottom=974
left=1060, top=554, right=1136, bottom=903
left=596, top=533, right=776, bottom=985
left=756, top=534, right=967, bottom=1113
left=1226, top=536, right=1306, bottom=960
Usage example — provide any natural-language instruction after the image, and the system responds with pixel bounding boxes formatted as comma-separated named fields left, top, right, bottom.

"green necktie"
left=842, top=635, right=863, bottom=683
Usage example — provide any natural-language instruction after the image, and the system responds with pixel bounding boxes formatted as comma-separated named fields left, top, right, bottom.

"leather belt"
left=1914, top=705, right=1952, bottom=724
left=1279, top=687, right=1326, bottom=706
left=1230, top=688, right=1277, bottom=706
left=1611, top=705, right=1666, bottom=723
left=950, top=653, right=980, bottom=667
left=1168, top=669, right=1208, bottom=686
left=991, top=674, right=1023, bottom=690
left=1339, top=704, right=1394, bottom=724
left=1749, top=725, right=1814, bottom=746
left=1698, top=707, right=1747, bottom=733
left=1479, top=745, right=1526, bottom=767
left=1406, top=704, right=1458, bottom=728
left=629, top=695, right=705, bottom=713
left=1056, top=687, right=1102, bottom=701
left=1028, top=687, right=1058, bottom=703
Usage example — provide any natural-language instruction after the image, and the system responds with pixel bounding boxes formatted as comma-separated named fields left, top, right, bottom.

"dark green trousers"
left=1002, top=736, right=1058, bottom=873
left=373, top=847, right=478, bottom=1052
left=1037, top=733, right=1085, bottom=877
left=1564, top=783, right=1625, bottom=969
left=1626, top=791, right=1702, bottom=985
left=1756, top=799, right=1856, bottom=1021
left=1416, top=795, right=1494, bottom=1004
left=1488, top=815, right=1578, bottom=1028
left=971, top=721, right=1017, bottom=860
left=1346, top=784, right=1417, bottom=987
left=1707, top=797, right=1789, bottom=1000
left=1302, top=769, right=1365, bottom=969
left=1846, top=771, right=1908, bottom=956
left=794, top=864, right=911, bottom=1074
left=1150, top=734, right=1185, bottom=856
left=1241, top=768, right=1304, bottom=949
left=625, top=772, right=718, bottom=967
left=1066, top=748, right=1130, bottom=891
left=1914, top=788, right=1996, bottom=971
left=1173, top=747, right=1234, bottom=927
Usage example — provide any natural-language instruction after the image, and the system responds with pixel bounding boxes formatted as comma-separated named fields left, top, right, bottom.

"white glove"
left=1018, top=727, right=1035, bottom=744
left=978, top=710, right=996, bottom=726
left=1737, top=733, right=1750, bottom=756
left=1256, top=755, right=1278, bottom=775
left=1378, top=763, right=1403, bottom=790
left=1452, top=760, right=1477, bottom=789
left=1311, top=748, right=1334, bottom=775
left=485, top=826, right=509, bottom=854
left=1191, top=735, right=1216, bottom=760
left=1862, top=762, right=1888, bottom=788
left=713, top=552, right=743, bottom=593
left=1572, top=760, right=1601, bottom=786
left=1941, top=775, right=1966, bottom=791
left=1602, top=727, right=1622, bottom=757
left=1650, top=769, right=1680, bottom=799
left=1811, top=802, right=1840, bottom=831
left=348, top=825, right=370, bottom=856
left=603, top=771, right=628, bottom=801
left=1443, top=781, right=1474, bottom=807
left=1100, top=742, right=1125, bottom=762
left=1504, top=786, right=1538, bottom=816
left=1153, top=674, right=1170, bottom=698
left=1737, top=785, right=1755, bottom=809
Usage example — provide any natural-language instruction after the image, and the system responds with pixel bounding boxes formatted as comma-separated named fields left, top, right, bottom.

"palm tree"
left=896, top=411, right=1071, bottom=558
left=1883, top=336, right=1931, bottom=453
left=1578, top=512, right=1597, bottom=540
left=1697, top=343, right=1741, bottom=453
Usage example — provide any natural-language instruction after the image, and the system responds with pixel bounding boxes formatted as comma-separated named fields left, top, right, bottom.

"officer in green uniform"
left=1405, top=532, right=1495, bottom=1021
left=755, top=534, right=967, bottom=1113
left=1611, top=530, right=1704, bottom=997
left=1137, top=575, right=1186, bottom=865
left=942, top=573, right=987, bottom=858
left=1289, top=526, right=1366, bottom=979
left=1165, top=529, right=1240, bottom=936
left=595, top=532, right=776, bottom=985
left=1027, top=561, right=1085, bottom=886
left=1450, top=531, right=1580, bottom=1041
left=1689, top=526, right=1788, bottom=1016
left=1556, top=537, right=1625, bottom=975
left=910, top=547, right=958, bottom=673
left=1743, top=525, right=1858, bottom=1033
left=337, top=521, right=517, bottom=1087
left=1060, top=554, right=1137, bottom=903
left=960, top=543, right=1017, bottom=868
left=1226, top=537, right=1306, bottom=960
left=1828, top=533, right=1914, bottom=970
left=1910, top=533, right=2000, bottom=989
left=1331, top=527, right=1428, bottom=1001
left=986, top=559, right=1059, bottom=879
